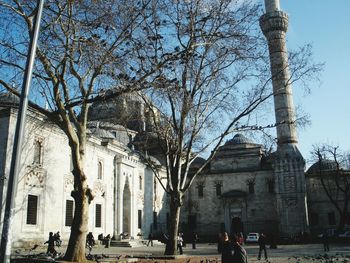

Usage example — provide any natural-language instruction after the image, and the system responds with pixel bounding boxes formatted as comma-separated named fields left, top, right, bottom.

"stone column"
left=115, top=156, right=123, bottom=240
left=260, top=0, right=308, bottom=236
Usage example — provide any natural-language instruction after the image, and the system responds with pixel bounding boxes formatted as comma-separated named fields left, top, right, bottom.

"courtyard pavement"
left=12, top=241, right=350, bottom=262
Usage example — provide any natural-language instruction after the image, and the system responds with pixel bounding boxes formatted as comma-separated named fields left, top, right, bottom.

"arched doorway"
left=123, top=180, right=131, bottom=235
left=230, top=216, right=244, bottom=237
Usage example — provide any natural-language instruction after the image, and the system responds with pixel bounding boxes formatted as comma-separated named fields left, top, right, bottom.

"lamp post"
left=0, top=1, right=44, bottom=262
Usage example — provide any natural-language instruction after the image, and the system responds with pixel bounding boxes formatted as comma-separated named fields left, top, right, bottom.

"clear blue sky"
left=280, top=0, right=350, bottom=166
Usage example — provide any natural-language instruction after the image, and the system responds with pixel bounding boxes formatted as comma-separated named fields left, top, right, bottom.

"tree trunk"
left=164, top=193, right=182, bottom=255
left=63, top=168, right=91, bottom=261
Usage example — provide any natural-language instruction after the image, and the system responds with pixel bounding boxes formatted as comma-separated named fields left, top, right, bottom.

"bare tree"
left=134, top=0, right=322, bottom=255
left=311, top=145, right=350, bottom=232
left=0, top=0, right=174, bottom=261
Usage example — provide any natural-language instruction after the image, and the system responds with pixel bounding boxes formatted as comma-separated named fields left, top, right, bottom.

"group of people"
left=218, top=232, right=268, bottom=262
left=44, top=231, right=61, bottom=257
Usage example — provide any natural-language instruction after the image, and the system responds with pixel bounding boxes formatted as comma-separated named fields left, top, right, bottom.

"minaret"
left=260, top=0, right=308, bottom=235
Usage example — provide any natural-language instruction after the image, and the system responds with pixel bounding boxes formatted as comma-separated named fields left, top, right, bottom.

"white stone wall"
left=0, top=107, right=167, bottom=247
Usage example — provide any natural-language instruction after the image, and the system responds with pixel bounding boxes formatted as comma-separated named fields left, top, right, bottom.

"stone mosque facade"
left=0, top=0, right=347, bottom=248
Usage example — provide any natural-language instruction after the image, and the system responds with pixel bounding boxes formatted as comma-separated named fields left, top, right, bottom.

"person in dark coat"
left=104, top=234, right=111, bottom=248
left=232, top=235, right=248, bottom=263
left=322, top=232, right=330, bottom=252
left=86, top=232, right=95, bottom=254
left=147, top=232, right=154, bottom=247
left=258, top=233, right=268, bottom=260
left=192, top=232, right=198, bottom=249
left=221, top=232, right=234, bottom=263
left=44, top=232, right=57, bottom=257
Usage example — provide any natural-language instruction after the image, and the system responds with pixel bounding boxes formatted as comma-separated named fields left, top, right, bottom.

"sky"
left=278, top=0, right=350, bottom=166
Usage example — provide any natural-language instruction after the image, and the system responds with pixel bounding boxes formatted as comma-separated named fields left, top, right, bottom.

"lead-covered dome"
left=307, top=159, right=340, bottom=175
left=224, top=134, right=254, bottom=146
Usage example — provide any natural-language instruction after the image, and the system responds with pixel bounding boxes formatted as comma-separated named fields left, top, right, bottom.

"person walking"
left=322, top=232, right=330, bottom=252
left=177, top=232, right=184, bottom=255
left=54, top=231, right=62, bottom=247
left=221, top=232, right=234, bottom=263
left=44, top=232, right=57, bottom=257
left=258, top=233, right=268, bottom=260
left=192, top=232, right=198, bottom=249
left=147, top=232, right=154, bottom=247
left=232, top=235, right=248, bottom=263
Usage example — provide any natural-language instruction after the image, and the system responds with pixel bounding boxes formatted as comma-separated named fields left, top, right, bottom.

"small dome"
left=224, top=134, right=253, bottom=146
left=88, top=127, right=115, bottom=139
left=307, top=159, right=340, bottom=174
left=190, top=157, right=206, bottom=169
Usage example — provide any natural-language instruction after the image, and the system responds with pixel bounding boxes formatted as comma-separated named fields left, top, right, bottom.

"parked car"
left=317, top=228, right=337, bottom=238
left=246, top=232, right=259, bottom=243
left=338, top=231, right=350, bottom=238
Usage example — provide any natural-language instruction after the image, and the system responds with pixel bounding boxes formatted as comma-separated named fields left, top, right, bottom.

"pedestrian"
left=192, top=231, right=198, bottom=249
left=177, top=232, right=184, bottom=255
left=86, top=232, right=95, bottom=255
left=322, top=232, right=330, bottom=252
left=221, top=232, right=234, bottom=263
left=44, top=232, right=57, bottom=257
left=54, top=231, right=62, bottom=247
left=147, top=232, right=154, bottom=247
left=232, top=235, right=248, bottom=263
left=258, top=233, right=268, bottom=260
left=104, top=234, right=111, bottom=248
left=217, top=232, right=223, bottom=253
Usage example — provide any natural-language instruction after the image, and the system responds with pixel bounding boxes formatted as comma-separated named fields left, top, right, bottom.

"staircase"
left=110, top=239, right=145, bottom=248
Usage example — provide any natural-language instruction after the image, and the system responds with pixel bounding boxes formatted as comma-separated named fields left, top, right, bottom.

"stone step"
left=110, top=240, right=142, bottom=248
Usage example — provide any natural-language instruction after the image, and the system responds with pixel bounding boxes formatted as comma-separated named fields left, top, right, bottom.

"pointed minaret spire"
left=260, top=0, right=298, bottom=147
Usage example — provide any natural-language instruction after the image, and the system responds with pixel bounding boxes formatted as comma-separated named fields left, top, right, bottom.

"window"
left=153, top=211, right=158, bottom=230
left=248, top=182, right=255, bottom=194
left=198, top=185, right=204, bottom=198
left=65, top=200, right=74, bottom=227
left=97, top=161, right=103, bottom=179
left=26, top=195, right=38, bottom=225
left=310, top=212, right=319, bottom=226
left=139, top=175, right=143, bottom=190
left=328, top=212, right=336, bottom=226
left=33, top=140, right=42, bottom=165
left=95, top=204, right=102, bottom=227
left=138, top=210, right=142, bottom=229
left=215, top=183, right=222, bottom=196
left=267, top=180, right=275, bottom=193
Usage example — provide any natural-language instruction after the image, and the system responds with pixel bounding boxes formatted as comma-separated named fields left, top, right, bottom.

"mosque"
left=0, top=0, right=347, bottom=248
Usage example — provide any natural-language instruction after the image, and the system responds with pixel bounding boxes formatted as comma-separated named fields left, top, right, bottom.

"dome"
left=190, top=157, right=207, bottom=169
left=307, top=159, right=340, bottom=174
left=224, top=134, right=254, bottom=146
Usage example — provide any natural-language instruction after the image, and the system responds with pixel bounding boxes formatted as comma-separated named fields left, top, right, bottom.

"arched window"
left=97, top=161, right=103, bottom=179
left=215, top=183, right=222, bottom=196
left=139, top=175, right=143, bottom=190
left=198, top=185, right=204, bottom=198
left=33, top=140, right=42, bottom=165
left=248, top=182, right=255, bottom=194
